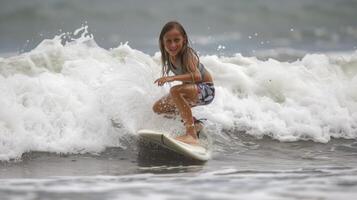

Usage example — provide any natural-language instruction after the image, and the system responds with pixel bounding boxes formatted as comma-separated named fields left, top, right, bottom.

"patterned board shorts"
left=196, top=82, right=215, bottom=105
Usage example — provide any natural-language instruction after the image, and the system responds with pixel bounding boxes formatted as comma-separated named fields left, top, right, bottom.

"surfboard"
left=138, top=129, right=211, bottom=162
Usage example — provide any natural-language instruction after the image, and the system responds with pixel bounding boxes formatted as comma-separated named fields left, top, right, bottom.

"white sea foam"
left=0, top=29, right=357, bottom=161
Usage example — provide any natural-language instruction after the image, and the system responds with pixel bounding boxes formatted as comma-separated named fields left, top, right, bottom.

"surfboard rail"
left=138, top=129, right=211, bottom=161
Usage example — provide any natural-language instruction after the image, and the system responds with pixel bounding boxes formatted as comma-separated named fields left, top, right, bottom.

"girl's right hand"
left=154, top=76, right=173, bottom=86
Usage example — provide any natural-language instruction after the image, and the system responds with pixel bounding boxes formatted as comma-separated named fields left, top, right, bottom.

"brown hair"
left=158, top=21, right=199, bottom=77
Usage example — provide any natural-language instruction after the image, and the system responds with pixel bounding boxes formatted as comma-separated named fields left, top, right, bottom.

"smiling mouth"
left=168, top=50, right=178, bottom=54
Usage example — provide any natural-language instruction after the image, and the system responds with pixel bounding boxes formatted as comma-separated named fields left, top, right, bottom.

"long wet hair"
left=159, top=21, right=199, bottom=77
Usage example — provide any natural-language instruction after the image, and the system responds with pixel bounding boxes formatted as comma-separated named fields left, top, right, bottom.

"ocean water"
left=1, top=0, right=357, bottom=199
left=1, top=0, right=357, bottom=57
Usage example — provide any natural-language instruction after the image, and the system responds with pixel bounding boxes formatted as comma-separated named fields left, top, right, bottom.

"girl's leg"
left=169, top=84, right=199, bottom=144
left=152, top=94, right=177, bottom=117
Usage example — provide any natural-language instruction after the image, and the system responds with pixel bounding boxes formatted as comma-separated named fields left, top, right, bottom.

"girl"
left=153, top=21, right=215, bottom=145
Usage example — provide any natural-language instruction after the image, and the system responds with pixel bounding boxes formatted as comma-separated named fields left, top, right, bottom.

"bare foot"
left=175, top=134, right=199, bottom=145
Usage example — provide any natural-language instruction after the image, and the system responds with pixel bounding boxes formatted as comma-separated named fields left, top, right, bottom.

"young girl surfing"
left=153, top=21, right=215, bottom=145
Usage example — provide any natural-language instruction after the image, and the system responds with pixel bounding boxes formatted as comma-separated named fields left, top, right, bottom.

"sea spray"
left=1, top=28, right=357, bottom=161
left=204, top=52, right=357, bottom=142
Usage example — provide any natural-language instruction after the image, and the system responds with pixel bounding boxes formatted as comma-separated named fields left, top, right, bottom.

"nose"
left=169, top=42, right=176, bottom=49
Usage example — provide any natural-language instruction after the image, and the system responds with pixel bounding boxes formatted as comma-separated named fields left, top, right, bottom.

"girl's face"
left=163, top=28, right=185, bottom=57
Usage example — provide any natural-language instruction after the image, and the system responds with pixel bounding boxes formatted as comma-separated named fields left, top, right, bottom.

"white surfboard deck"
left=138, top=129, right=211, bottom=161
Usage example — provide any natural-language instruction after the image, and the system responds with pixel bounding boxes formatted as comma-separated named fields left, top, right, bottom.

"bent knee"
left=152, top=102, right=161, bottom=114
left=170, top=85, right=181, bottom=96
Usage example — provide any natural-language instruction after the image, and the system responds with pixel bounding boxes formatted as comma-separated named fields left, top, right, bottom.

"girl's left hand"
left=154, top=76, right=174, bottom=86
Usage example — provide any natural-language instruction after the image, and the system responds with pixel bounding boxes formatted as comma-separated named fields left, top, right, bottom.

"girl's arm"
left=155, top=50, right=202, bottom=86
left=165, top=52, right=202, bottom=82
left=155, top=72, right=201, bottom=86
